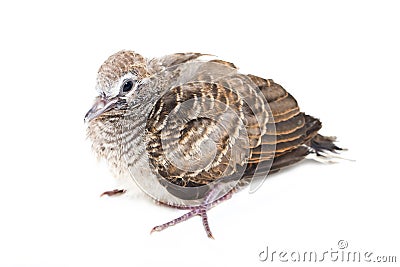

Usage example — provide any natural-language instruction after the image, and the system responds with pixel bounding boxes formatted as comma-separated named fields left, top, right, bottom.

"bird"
left=85, top=50, right=342, bottom=238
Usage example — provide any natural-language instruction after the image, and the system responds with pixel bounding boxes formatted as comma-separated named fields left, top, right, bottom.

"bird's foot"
left=151, top=206, right=214, bottom=238
left=150, top=188, right=234, bottom=239
left=100, top=189, right=126, bottom=197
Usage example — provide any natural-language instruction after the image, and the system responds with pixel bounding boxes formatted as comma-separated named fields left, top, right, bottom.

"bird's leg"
left=100, top=189, right=126, bottom=197
left=151, top=186, right=236, bottom=239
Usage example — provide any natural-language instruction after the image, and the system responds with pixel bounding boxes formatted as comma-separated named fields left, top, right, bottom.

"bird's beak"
left=84, top=96, right=119, bottom=123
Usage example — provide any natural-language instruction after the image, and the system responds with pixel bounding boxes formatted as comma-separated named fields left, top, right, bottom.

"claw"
left=100, top=189, right=126, bottom=197
left=150, top=227, right=159, bottom=234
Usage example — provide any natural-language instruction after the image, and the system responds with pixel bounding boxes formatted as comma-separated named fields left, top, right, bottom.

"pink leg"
left=150, top=209, right=198, bottom=234
left=151, top=188, right=235, bottom=239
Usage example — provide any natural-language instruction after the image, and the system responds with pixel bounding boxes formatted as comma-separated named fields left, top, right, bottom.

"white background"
left=0, top=1, right=399, bottom=266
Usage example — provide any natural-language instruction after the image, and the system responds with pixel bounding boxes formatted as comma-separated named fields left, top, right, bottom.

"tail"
left=310, top=134, right=342, bottom=155
left=304, top=115, right=345, bottom=162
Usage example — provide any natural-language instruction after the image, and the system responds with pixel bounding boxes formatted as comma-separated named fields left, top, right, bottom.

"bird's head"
left=84, top=50, right=150, bottom=123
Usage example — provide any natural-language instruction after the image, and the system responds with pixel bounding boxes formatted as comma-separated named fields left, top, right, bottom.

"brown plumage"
left=85, top=50, right=342, bottom=238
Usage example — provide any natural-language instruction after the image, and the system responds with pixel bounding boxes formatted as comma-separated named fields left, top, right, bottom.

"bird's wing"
left=245, top=75, right=322, bottom=175
left=146, top=78, right=264, bottom=188
left=145, top=60, right=321, bottom=196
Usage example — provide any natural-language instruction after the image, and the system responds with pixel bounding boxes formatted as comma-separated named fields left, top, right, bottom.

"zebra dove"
left=85, top=50, right=341, bottom=238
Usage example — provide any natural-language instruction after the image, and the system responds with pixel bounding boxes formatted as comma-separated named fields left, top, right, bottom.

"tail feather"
left=310, top=134, right=342, bottom=155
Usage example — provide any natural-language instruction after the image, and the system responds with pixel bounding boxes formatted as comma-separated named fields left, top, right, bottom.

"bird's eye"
left=121, top=79, right=135, bottom=94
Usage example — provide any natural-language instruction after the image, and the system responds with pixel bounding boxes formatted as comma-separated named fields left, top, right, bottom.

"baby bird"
left=85, top=50, right=341, bottom=238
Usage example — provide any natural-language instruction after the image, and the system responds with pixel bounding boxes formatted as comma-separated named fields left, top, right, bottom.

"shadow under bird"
left=85, top=50, right=342, bottom=238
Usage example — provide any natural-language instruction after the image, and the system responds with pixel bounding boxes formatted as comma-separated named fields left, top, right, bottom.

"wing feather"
left=146, top=59, right=324, bottom=194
